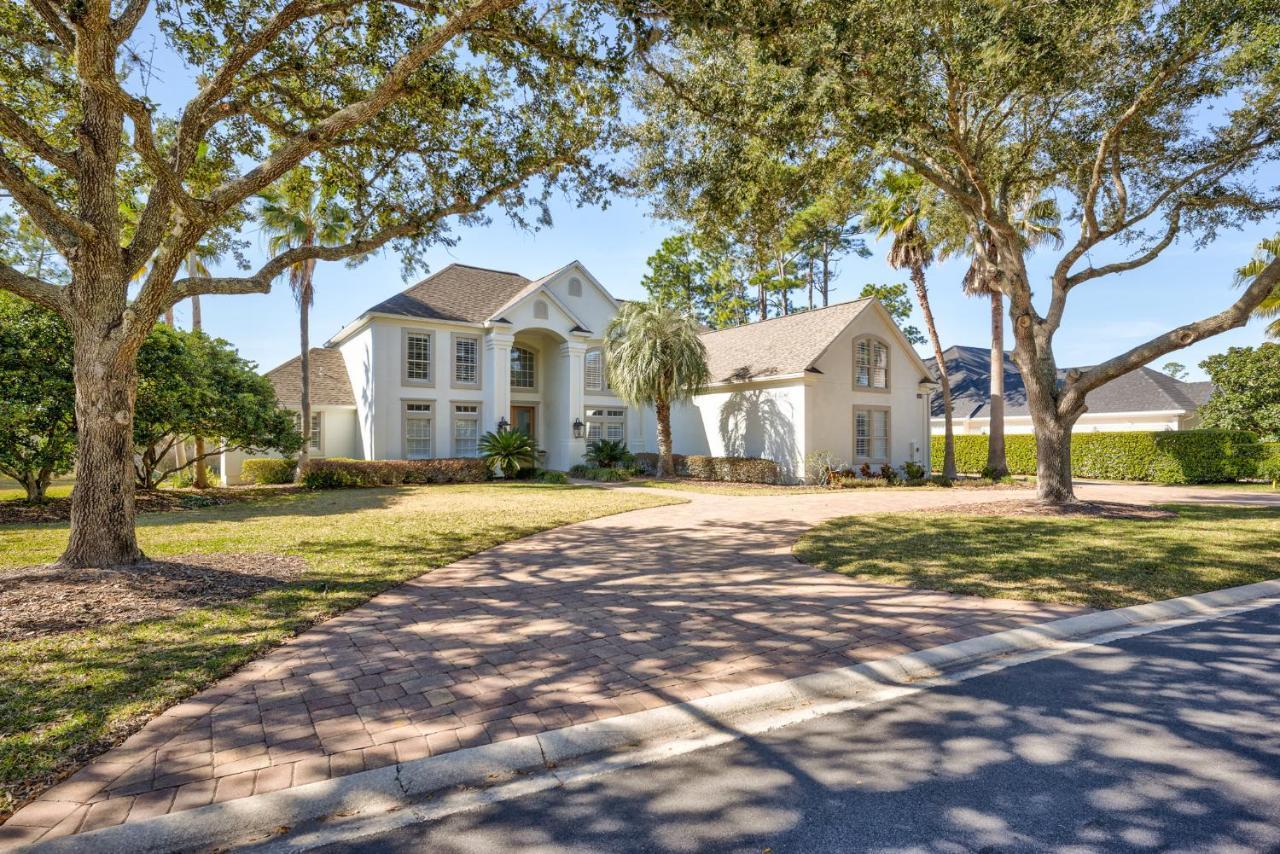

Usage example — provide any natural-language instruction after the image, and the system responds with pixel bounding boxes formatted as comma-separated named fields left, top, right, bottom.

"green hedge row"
left=301, top=457, right=491, bottom=489
left=684, top=455, right=782, bottom=484
left=932, top=429, right=1262, bottom=484
left=241, top=458, right=296, bottom=484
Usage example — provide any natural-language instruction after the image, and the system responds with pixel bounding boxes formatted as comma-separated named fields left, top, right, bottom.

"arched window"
left=510, top=346, right=536, bottom=389
left=584, top=348, right=604, bottom=392
left=533, top=299, right=549, bottom=320
left=568, top=277, right=583, bottom=297
left=854, top=337, right=890, bottom=390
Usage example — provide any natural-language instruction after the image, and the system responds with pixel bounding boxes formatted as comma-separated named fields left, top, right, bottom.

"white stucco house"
left=225, top=261, right=937, bottom=483
left=931, top=345, right=1215, bottom=436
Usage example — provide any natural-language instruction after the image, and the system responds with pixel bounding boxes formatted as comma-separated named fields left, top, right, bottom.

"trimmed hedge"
left=631, top=452, right=688, bottom=476
left=301, top=457, right=490, bottom=489
left=1259, top=442, right=1280, bottom=485
left=241, top=458, right=296, bottom=484
left=685, top=455, right=782, bottom=484
left=932, top=429, right=1262, bottom=484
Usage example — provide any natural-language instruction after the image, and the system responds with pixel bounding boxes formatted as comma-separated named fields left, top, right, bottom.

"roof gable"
left=698, top=299, right=875, bottom=384
left=264, top=347, right=355, bottom=407
left=360, top=263, right=530, bottom=323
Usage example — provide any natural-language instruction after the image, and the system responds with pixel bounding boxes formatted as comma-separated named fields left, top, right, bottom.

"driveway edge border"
left=26, top=578, right=1280, bottom=854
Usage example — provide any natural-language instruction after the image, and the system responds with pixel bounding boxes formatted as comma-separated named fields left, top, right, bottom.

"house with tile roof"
left=226, top=262, right=938, bottom=482
left=930, top=345, right=1215, bottom=436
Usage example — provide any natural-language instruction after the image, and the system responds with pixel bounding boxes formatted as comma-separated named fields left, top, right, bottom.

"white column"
left=484, top=330, right=514, bottom=434
left=559, top=340, right=588, bottom=471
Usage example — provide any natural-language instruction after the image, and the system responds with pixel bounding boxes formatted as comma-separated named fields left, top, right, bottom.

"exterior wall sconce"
left=572, top=418, right=585, bottom=439
left=497, top=416, right=510, bottom=432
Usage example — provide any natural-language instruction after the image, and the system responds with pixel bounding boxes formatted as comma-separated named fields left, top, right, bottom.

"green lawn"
left=0, top=478, right=74, bottom=502
left=0, top=483, right=680, bottom=816
left=794, top=504, right=1280, bottom=610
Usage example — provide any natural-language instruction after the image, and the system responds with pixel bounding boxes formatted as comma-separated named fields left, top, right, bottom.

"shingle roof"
left=698, top=299, right=874, bottom=384
left=265, top=348, right=355, bottom=407
left=362, top=263, right=532, bottom=323
left=932, top=345, right=1215, bottom=418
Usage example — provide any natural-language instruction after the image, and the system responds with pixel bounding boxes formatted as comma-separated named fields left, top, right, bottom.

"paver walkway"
left=4, top=482, right=1272, bottom=846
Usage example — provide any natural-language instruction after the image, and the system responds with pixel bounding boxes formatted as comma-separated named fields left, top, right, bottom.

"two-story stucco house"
left=227, top=261, right=937, bottom=483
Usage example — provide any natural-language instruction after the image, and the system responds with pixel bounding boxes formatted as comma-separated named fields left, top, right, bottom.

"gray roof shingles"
left=932, top=345, right=1215, bottom=418
left=698, top=299, right=874, bottom=384
left=265, top=347, right=356, bottom=408
left=362, top=263, right=532, bottom=323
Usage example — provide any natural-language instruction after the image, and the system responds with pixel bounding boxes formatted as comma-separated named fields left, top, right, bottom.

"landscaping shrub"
left=903, top=461, right=925, bottom=481
left=933, top=429, right=1262, bottom=483
left=241, top=458, right=296, bottom=484
left=301, top=457, right=490, bottom=489
left=535, top=470, right=570, bottom=484
left=684, top=455, right=782, bottom=484
left=631, top=452, right=688, bottom=476
left=1258, top=442, right=1280, bottom=486
left=583, top=439, right=633, bottom=469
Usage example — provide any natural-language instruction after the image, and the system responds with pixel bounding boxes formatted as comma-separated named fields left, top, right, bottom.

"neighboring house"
left=930, top=344, right=1215, bottom=436
left=226, top=262, right=936, bottom=483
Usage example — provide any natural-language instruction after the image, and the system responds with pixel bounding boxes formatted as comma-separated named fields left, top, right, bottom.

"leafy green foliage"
left=1198, top=344, right=1280, bottom=440
left=1162, top=361, right=1189, bottom=381
left=241, top=458, right=298, bottom=485
left=857, top=283, right=924, bottom=345
left=0, top=294, right=75, bottom=502
left=583, top=439, right=633, bottom=469
left=479, top=430, right=537, bottom=478
left=605, top=301, right=711, bottom=407
left=934, top=431, right=1262, bottom=484
left=301, top=458, right=490, bottom=488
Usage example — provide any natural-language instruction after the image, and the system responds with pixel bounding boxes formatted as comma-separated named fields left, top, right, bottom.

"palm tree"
left=480, top=429, right=537, bottom=478
left=259, top=179, right=351, bottom=481
left=1242, top=235, right=1280, bottom=337
left=862, top=170, right=957, bottom=479
left=945, top=195, right=1063, bottom=478
left=604, top=301, right=711, bottom=477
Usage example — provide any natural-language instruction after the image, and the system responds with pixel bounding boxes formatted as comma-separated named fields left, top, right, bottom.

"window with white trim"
left=854, top=408, right=890, bottom=461
left=453, top=336, right=478, bottom=385
left=294, top=411, right=322, bottom=453
left=584, top=348, right=605, bottom=392
left=453, top=404, right=480, bottom=457
left=405, top=332, right=433, bottom=383
left=855, top=338, right=889, bottom=389
left=403, top=402, right=433, bottom=459
left=510, top=346, right=536, bottom=389
left=585, top=407, right=626, bottom=443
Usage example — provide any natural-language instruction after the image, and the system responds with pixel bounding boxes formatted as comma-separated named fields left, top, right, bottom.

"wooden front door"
left=511, top=405, right=536, bottom=443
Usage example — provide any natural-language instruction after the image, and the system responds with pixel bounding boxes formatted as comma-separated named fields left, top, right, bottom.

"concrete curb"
left=26, top=579, right=1280, bottom=854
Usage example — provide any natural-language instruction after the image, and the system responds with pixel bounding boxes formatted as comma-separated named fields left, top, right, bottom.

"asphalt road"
left=313, top=603, right=1280, bottom=853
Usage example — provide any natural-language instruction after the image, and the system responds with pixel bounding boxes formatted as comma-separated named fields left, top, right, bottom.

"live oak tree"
left=0, top=0, right=640, bottom=565
left=1198, top=343, right=1280, bottom=440
left=638, top=0, right=1280, bottom=503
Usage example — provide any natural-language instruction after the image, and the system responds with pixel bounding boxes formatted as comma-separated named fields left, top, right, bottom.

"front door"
left=511, top=405, right=536, bottom=444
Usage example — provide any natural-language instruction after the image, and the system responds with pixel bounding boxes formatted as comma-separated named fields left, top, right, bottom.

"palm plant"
left=605, top=301, right=711, bottom=477
left=862, top=170, right=956, bottom=479
left=259, top=177, right=351, bottom=481
left=181, top=246, right=219, bottom=487
left=942, top=194, right=1063, bottom=477
left=1242, top=235, right=1280, bottom=337
left=584, top=439, right=633, bottom=469
left=480, top=429, right=537, bottom=478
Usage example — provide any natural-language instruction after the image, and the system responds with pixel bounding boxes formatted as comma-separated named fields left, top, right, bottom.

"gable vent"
left=568, top=277, right=583, bottom=297
left=534, top=299, right=549, bottom=319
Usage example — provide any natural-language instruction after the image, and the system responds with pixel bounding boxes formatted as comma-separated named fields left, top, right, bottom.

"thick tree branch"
left=206, top=0, right=519, bottom=213
left=0, top=103, right=77, bottom=172
left=0, top=260, right=66, bottom=313
left=0, top=145, right=93, bottom=250
left=1065, top=207, right=1181, bottom=289
left=1061, top=253, right=1280, bottom=413
left=110, top=0, right=150, bottom=43
left=26, top=0, right=74, bottom=50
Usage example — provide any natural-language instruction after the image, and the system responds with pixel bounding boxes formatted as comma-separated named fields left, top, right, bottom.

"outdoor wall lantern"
left=497, top=416, right=510, bottom=433
left=572, top=418, right=585, bottom=439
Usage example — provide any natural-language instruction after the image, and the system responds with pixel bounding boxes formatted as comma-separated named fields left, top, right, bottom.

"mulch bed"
left=0, top=553, right=307, bottom=641
left=0, top=485, right=307, bottom=525
left=926, top=499, right=1177, bottom=520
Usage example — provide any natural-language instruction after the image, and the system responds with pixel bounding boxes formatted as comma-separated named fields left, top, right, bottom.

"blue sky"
left=137, top=18, right=1278, bottom=382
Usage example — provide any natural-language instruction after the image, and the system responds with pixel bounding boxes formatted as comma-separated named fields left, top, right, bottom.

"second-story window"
left=855, top=338, right=889, bottom=389
left=406, top=332, right=432, bottom=383
left=454, top=336, right=478, bottom=385
left=585, top=348, right=604, bottom=392
left=511, top=346, right=536, bottom=389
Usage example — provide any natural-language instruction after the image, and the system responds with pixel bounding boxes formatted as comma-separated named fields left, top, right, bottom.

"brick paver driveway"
left=7, top=481, right=1268, bottom=845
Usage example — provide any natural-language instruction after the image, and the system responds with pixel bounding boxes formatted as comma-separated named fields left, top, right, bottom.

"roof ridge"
left=440, top=262, right=528, bottom=278
left=699, top=298, right=872, bottom=336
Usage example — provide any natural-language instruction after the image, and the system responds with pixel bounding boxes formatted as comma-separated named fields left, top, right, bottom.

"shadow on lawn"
left=797, top=504, right=1280, bottom=609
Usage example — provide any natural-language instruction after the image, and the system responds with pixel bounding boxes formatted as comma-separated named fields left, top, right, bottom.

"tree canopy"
left=1198, top=345, right=1280, bottom=440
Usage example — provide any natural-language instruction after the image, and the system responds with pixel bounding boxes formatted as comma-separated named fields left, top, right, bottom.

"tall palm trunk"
left=985, top=290, right=1008, bottom=478
left=191, top=295, right=210, bottom=488
left=655, top=397, right=674, bottom=477
left=912, top=267, right=956, bottom=479
left=295, top=279, right=312, bottom=483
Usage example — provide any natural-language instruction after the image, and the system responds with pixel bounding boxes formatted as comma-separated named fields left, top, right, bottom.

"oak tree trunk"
left=60, top=344, right=144, bottom=567
left=985, top=291, right=1008, bottom=478
left=1009, top=311, right=1079, bottom=504
left=912, top=267, right=956, bottom=479
left=655, top=398, right=675, bottom=477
